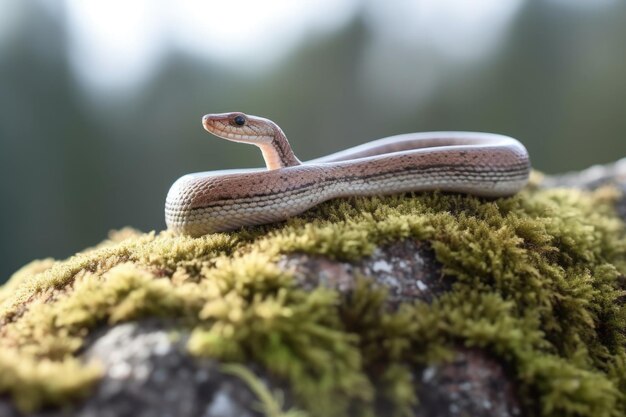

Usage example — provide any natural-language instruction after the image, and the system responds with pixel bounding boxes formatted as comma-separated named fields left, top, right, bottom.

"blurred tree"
left=1, top=1, right=625, bottom=282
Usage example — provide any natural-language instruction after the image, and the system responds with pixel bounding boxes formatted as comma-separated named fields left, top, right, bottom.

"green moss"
left=0, top=183, right=624, bottom=416
left=221, top=363, right=309, bottom=417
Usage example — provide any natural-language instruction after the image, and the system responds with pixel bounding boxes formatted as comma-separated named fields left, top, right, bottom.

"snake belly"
left=165, top=132, right=530, bottom=237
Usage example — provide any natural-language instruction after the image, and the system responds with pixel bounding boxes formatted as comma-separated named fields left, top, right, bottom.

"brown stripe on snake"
left=166, top=170, right=527, bottom=228
left=167, top=171, right=528, bottom=231
left=168, top=163, right=528, bottom=211
left=174, top=148, right=527, bottom=205
left=165, top=112, right=530, bottom=236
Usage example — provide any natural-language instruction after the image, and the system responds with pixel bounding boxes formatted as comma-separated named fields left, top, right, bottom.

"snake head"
left=202, top=112, right=277, bottom=144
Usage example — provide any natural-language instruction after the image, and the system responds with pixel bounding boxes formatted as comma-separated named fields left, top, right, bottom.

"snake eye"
left=233, top=115, right=246, bottom=126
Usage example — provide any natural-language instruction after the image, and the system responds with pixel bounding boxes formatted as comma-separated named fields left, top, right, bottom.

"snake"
left=165, top=112, right=530, bottom=237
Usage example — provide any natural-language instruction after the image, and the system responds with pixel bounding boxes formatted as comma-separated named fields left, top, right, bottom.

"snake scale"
left=165, top=112, right=530, bottom=236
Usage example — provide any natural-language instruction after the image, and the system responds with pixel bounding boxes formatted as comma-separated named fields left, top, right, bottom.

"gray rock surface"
left=1, top=321, right=266, bottom=417
left=78, top=321, right=261, bottom=417
left=542, top=157, right=626, bottom=221
left=414, top=348, right=521, bottom=417
left=541, top=157, right=626, bottom=190
left=280, top=239, right=451, bottom=306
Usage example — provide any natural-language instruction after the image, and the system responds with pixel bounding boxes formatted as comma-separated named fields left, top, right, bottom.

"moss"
left=221, top=364, right=309, bottom=417
left=0, top=182, right=624, bottom=416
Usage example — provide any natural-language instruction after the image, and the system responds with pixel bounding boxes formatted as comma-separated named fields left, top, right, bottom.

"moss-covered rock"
left=0, top=167, right=625, bottom=417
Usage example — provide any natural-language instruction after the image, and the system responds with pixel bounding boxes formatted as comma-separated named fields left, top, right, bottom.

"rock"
left=541, top=157, right=626, bottom=190
left=542, top=157, right=626, bottom=221
left=280, top=239, right=451, bottom=306
left=1, top=159, right=625, bottom=417
left=1, top=321, right=269, bottom=417
left=414, top=348, right=521, bottom=417
left=77, top=321, right=262, bottom=417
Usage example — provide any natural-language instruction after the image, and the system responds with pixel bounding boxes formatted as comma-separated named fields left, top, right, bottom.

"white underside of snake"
left=165, top=112, right=530, bottom=237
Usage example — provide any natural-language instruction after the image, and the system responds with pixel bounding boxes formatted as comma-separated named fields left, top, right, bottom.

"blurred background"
left=1, top=0, right=626, bottom=282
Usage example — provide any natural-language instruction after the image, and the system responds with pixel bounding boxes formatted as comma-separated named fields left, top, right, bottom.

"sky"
left=56, top=0, right=525, bottom=95
left=0, top=0, right=617, bottom=99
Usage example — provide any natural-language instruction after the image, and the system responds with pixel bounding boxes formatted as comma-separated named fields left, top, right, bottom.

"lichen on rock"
left=0, top=170, right=625, bottom=417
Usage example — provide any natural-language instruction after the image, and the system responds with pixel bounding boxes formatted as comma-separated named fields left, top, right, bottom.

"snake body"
left=165, top=112, right=530, bottom=236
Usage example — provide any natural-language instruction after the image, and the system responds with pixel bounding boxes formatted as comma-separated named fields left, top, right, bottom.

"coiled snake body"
left=165, top=112, right=530, bottom=236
